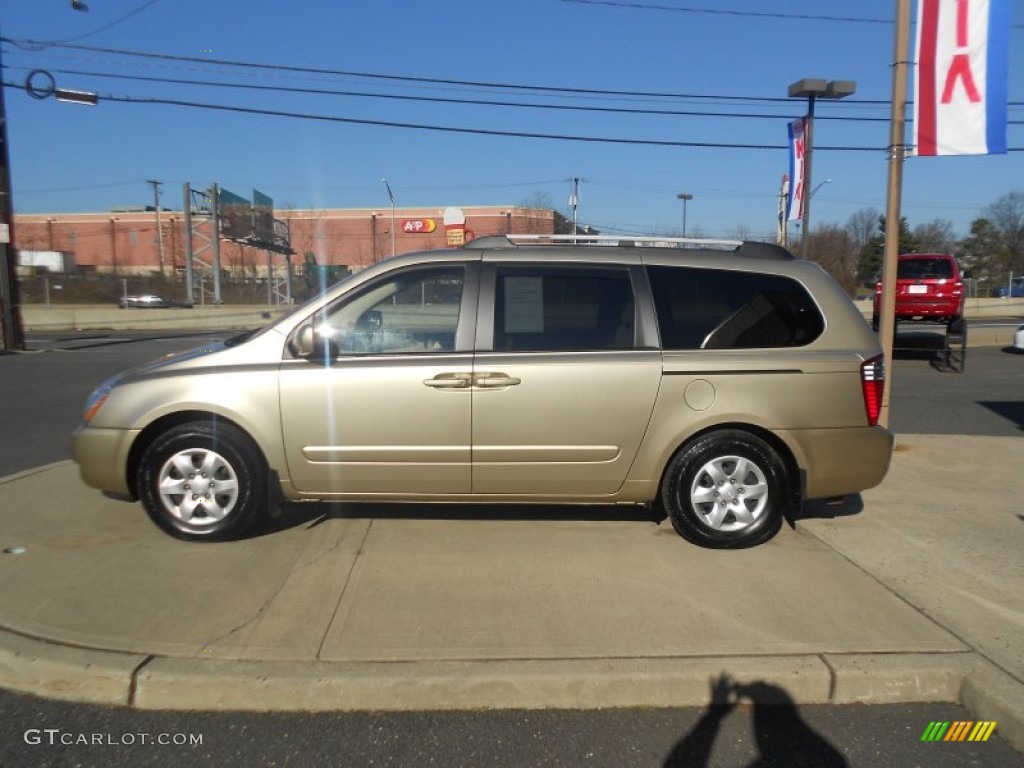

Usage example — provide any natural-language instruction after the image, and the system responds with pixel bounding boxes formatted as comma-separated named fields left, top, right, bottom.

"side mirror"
left=291, top=321, right=340, bottom=364
left=294, top=323, right=316, bottom=357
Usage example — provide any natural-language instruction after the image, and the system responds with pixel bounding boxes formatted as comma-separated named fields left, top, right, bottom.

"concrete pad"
left=318, top=516, right=963, bottom=662
left=0, top=462, right=369, bottom=660
left=800, top=435, right=1024, bottom=682
left=134, top=655, right=834, bottom=712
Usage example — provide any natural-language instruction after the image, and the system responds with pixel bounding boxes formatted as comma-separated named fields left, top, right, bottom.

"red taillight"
left=952, top=280, right=963, bottom=297
left=861, top=355, right=885, bottom=426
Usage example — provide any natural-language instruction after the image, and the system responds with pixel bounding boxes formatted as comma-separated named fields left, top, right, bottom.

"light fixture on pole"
left=787, top=79, right=855, bottom=259
left=810, top=178, right=833, bottom=201
left=382, top=178, right=396, bottom=258
left=676, top=193, right=693, bottom=238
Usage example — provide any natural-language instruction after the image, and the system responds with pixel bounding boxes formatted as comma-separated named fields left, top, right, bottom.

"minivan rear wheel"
left=662, top=430, right=786, bottom=548
left=138, top=421, right=267, bottom=541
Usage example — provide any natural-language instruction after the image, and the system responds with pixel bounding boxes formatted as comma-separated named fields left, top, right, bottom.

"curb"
left=3, top=622, right=1021, bottom=754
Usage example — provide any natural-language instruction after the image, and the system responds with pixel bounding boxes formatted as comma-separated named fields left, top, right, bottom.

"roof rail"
left=505, top=234, right=744, bottom=248
left=464, top=234, right=793, bottom=259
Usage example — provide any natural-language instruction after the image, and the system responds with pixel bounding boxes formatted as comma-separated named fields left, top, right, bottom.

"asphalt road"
left=1, top=330, right=1022, bottom=767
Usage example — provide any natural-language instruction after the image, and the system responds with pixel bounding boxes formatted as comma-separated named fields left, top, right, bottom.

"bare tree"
left=518, top=191, right=559, bottom=235
left=845, top=207, right=880, bottom=254
left=808, top=224, right=859, bottom=296
left=913, top=219, right=957, bottom=254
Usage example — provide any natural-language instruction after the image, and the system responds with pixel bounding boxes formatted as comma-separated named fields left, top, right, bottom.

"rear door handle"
left=423, top=373, right=473, bottom=389
left=474, top=372, right=521, bottom=388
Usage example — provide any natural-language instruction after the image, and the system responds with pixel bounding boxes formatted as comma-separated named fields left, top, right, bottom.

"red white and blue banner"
left=914, top=0, right=1010, bottom=156
left=786, top=118, right=806, bottom=221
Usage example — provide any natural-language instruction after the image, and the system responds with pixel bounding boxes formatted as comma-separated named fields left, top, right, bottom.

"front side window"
left=317, top=266, right=464, bottom=354
left=493, top=267, right=635, bottom=351
left=648, top=266, right=823, bottom=350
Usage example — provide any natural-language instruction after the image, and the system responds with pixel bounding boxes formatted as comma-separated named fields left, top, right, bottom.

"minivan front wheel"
left=662, top=430, right=786, bottom=548
left=138, top=421, right=267, bottom=541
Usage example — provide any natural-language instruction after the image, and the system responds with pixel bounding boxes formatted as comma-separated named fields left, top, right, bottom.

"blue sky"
left=1, top=1, right=1022, bottom=241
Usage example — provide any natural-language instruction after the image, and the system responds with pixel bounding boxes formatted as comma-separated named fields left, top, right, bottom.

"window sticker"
left=504, top=276, right=545, bottom=333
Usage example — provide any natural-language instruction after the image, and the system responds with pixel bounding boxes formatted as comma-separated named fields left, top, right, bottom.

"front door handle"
left=474, top=372, right=522, bottom=388
left=423, top=373, right=472, bottom=389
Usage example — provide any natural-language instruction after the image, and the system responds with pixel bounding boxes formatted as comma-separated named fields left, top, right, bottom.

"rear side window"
left=647, top=266, right=824, bottom=350
left=897, top=257, right=955, bottom=279
left=493, top=267, right=635, bottom=351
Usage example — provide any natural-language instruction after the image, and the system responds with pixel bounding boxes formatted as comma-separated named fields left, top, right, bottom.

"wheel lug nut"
left=191, top=494, right=198, bottom=500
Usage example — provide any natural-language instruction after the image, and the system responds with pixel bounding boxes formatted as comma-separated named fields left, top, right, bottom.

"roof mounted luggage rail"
left=505, top=234, right=744, bottom=248
left=464, top=234, right=793, bottom=259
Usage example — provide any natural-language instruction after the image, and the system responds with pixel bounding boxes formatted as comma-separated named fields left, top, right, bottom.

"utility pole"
left=878, top=0, right=912, bottom=428
left=0, top=38, right=25, bottom=351
left=146, top=179, right=166, bottom=277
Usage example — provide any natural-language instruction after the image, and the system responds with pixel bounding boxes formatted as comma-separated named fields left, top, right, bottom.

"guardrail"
left=20, top=299, right=1023, bottom=342
left=22, top=305, right=291, bottom=333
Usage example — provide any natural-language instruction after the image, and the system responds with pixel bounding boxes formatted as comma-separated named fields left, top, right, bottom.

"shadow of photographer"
left=664, top=673, right=847, bottom=768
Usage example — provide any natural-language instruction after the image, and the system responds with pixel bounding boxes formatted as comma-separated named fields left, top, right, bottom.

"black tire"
left=661, top=430, right=787, bottom=549
left=137, top=421, right=267, bottom=541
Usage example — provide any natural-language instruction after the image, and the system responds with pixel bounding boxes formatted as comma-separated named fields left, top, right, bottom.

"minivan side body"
left=73, top=239, right=893, bottom=548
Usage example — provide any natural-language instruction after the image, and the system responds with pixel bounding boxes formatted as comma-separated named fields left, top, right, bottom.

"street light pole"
left=0, top=47, right=24, bottom=351
left=676, top=193, right=693, bottom=238
left=788, top=79, right=855, bottom=259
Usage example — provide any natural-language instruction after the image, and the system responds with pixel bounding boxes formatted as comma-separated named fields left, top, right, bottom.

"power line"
left=1, top=38, right=892, bottom=105
left=27, top=67, right=891, bottom=122
left=97, top=91, right=889, bottom=151
left=3, top=80, right=1019, bottom=151
left=560, top=0, right=894, bottom=24
left=560, top=0, right=1024, bottom=29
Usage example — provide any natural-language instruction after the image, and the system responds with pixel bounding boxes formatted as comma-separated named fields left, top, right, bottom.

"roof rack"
left=503, top=234, right=744, bottom=248
left=464, top=234, right=793, bottom=260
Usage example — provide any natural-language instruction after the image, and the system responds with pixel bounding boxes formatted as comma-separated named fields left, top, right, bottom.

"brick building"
left=13, top=204, right=556, bottom=277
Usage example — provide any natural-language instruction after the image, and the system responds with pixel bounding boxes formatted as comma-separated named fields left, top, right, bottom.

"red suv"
left=872, top=253, right=964, bottom=330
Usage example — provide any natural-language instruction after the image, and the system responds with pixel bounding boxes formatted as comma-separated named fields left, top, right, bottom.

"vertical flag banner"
left=915, top=0, right=1010, bottom=156
left=786, top=118, right=806, bottom=221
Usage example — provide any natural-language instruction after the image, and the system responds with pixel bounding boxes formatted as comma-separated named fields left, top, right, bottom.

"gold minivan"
left=72, top=236, right=893, bottom=548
